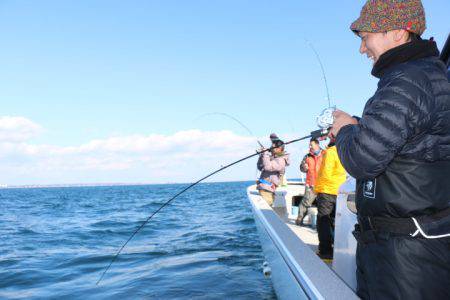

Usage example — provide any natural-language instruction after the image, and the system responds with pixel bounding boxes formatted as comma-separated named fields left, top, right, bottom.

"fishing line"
left=95, top=128, right=329, bottom=285
left=195, top=112, right=264, bottom=148
left=196, top=112, right=263, bottom=187
left=305, top=39, right=332, bottom=108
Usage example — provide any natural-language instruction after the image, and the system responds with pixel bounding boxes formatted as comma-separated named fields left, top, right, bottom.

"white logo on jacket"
left=363, top=179, right=376, bottom=199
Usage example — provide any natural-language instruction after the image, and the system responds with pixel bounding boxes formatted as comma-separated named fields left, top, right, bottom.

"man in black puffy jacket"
left=331, top=1, right=450, bottom=299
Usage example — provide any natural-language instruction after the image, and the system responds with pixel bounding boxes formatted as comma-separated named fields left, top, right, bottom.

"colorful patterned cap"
left=350, top=0, right=426, bottom=36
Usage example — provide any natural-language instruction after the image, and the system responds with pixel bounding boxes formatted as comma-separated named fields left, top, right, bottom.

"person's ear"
left=393, top=29, right=409, bottom=43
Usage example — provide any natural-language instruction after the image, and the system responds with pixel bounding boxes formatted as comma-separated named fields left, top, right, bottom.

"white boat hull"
left=247, top=184, right=358, bottom=300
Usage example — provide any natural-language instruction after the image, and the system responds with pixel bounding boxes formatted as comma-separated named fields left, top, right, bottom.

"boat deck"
left=273, top=207, right=319, bottom=253
left=286, top=222, right=319, bottom=252
left=272, top=206, right=333, bottom=268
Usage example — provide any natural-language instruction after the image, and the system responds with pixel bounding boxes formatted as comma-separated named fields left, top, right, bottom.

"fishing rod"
left=305, top=39, right=332, bottom=108
left=195, top=112, right=265, bottom=148
left=96, top=127, right=330, bottom=285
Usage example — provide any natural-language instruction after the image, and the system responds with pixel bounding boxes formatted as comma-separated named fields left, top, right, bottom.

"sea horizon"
left=0, top=179, right=258, bottom=190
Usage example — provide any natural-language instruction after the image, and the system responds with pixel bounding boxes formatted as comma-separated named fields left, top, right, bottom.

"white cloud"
left=0, top=122, right=262, bottom=184
left=0, top=116, right=310, bottom=185
left=0, top=116, right=42, bottom=142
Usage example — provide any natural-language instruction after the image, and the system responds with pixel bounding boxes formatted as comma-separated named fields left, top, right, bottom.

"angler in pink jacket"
left=257, top=140, right=290, bottom=206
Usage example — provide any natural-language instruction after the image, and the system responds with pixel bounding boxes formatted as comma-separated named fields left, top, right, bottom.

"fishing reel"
left=317, top=106, right=336, bottom=129
left=311, top=106, right=336, bottom=139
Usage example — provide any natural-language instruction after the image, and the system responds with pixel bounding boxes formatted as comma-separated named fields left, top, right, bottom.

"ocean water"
left=0, top=182, right=276, bottom=299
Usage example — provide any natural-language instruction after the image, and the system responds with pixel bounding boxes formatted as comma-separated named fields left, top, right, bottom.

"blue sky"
left=0, top=0, right=449, bottom=185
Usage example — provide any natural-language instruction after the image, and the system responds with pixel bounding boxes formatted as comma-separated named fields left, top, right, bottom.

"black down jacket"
left=336, top=52, right=450, bottom=217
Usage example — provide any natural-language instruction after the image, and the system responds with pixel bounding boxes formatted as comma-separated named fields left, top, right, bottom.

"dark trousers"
left=356, top=231, right=450, bottom=299
left=316, top=193, right=336, bottom=255
left=297, top=186, right=317, bottom=222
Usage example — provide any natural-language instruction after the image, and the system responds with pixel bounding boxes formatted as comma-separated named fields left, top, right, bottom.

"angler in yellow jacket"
left=314, top=141, right=347, bottom=259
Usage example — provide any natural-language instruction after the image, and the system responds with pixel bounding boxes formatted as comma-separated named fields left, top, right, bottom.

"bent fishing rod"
left=96, top=127, right=330, bottom=285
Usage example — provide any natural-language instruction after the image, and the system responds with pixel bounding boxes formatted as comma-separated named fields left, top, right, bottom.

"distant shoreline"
left=0, top=179, right=259, bottom=190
